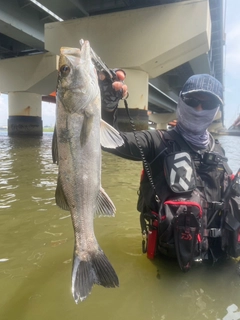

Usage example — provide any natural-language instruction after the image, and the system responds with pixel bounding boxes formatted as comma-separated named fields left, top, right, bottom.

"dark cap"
left=181, top=74, right=223, bottom=106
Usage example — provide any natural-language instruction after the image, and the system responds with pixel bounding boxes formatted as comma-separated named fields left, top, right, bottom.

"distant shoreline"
left=0, top=127, right=54, bottom=132
left=43, top=127, right=54, bottom=132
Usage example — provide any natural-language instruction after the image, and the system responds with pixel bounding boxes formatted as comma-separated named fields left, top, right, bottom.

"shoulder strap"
left=159, top=129, right=232, bottom=178
left=160, top=129, right=195, bottom=153
left=212, top=138, right=232, bottom=175
left=156, top=130, right=169, bottom=149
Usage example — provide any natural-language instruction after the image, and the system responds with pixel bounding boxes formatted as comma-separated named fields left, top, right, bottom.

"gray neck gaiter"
left=176, top=97, right=219, bottom=149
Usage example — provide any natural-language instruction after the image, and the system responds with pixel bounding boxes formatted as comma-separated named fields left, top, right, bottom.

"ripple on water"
left=0, top=192, right=17, bottom=209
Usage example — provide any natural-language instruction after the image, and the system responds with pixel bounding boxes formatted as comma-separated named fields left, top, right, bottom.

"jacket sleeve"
left=102, top=130, right=166, bottom=162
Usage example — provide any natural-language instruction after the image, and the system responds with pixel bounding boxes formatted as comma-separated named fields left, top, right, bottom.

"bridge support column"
left=8, top=92, right=43, bottom=136
left=116, top=69, right=149, bottom=131
left=149, top=112, right=177, bottom=130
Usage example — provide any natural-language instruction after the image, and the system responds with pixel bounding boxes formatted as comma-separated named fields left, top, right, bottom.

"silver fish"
left=52, top=40, right=124, bottom=303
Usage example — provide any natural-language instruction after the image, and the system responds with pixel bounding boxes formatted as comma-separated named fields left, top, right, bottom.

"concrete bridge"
left=0, top=0, right=224, bottom=135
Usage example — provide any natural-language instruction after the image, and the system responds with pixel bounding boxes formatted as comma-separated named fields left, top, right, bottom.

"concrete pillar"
left=116, top=69, right=149, bottom=131
left=0, top=53, right=58, bottom=137
left=44, top=0, right=211, bottom=130
left=45, top=0, right=211, bottom=79
left=8, top=92, right=43, bottom=136
left=149, top=112, right=177, bottom=130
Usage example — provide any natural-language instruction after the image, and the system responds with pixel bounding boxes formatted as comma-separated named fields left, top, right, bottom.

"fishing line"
left=123, top=99, right=160, bottom=204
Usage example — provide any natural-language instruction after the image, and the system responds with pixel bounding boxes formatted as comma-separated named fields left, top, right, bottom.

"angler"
left=99, top=72, right=240, bottom=271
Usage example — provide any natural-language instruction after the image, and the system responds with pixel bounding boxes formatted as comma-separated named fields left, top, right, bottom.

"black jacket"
left=104, top=129, right=230, bottom=213
left=104, top=129, right=166, bottom=162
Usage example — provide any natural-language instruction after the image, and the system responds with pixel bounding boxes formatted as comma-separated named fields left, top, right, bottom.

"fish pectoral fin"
left=55, top=175, right=70, bottom=211
left=95, top=187, right=116, bottom=217
left=52, top=125, right=58, bottom=164
left=100, top=119, right=124, bottom=148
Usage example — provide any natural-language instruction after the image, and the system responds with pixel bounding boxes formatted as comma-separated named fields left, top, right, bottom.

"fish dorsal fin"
left=100, top=119, right=124, bottom=148
left=95, top=187, right=116, bottom=217
left=55, top=175, right=70, bottom=211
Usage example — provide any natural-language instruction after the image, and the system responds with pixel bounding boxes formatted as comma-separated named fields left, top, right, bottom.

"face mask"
left=176, top=97, right=219, bottom=149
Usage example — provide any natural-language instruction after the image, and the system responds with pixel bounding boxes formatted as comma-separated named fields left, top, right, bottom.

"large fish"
left=52, top=40, right=124, bottom=303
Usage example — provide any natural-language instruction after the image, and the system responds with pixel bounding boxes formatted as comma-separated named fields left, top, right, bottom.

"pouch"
left=161, top=190, right=204, bottom=271
left=224, top=196, right=240, bottom=257
left=164, top=152, right=197, bottom=193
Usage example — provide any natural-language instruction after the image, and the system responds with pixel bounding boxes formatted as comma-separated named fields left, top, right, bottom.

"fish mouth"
left=60, top=40, right=90, bottom=58
left=79, top=39, right=91, bottom=61
left=60, top=47, right=81, bottom=58
left=79, top=39, right=86, bottom=49
left=59, top=40, right=91, bottom=68
left=79, top=39, right=90, bottom=50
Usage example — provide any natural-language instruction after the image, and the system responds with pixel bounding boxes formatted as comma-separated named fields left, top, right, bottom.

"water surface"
left=0, top=131, right=240, bottom=320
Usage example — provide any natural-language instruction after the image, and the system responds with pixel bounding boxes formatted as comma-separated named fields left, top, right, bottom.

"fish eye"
left=60, top=65, right=70, bottom=76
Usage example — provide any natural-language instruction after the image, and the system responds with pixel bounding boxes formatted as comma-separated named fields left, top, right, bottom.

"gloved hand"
left=98, top=69, right=128, bottom=109
left=98, top=69, right=128, bottom=127
left=168, top=119, right=177, bottom=128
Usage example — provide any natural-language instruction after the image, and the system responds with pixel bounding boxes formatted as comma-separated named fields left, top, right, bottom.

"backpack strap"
left=161, top=130, right=232, bottom=175
left=163, top=129, right=198, bottom=153
left=157, top=129, right=193, bottom=155
left=213, top=139, right=232, bottom=175
left=156, top=130, right=169, bottom=149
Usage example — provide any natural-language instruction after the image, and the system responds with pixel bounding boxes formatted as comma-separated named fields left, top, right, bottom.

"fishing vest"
left=138, top=130, right=240, bottom=271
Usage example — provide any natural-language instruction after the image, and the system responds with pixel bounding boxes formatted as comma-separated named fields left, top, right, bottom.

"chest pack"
left=139, top=130, right=240, bottom=271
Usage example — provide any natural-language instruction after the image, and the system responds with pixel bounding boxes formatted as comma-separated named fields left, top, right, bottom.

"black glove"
left=98, top=69, right=127, bottom=127
left=98, top=68, right=125, bottom=112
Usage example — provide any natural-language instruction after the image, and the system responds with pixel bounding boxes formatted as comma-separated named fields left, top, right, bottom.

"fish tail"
left=72, top=247, right=119, bottom=303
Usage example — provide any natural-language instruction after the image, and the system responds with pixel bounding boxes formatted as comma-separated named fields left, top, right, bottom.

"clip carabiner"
left=142, top=230, right=147, bottom=253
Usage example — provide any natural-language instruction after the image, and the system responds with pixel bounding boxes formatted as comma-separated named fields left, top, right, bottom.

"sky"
left=0, top=0, right=239, bottom=128
left=223, top=0, right=240, bottom=127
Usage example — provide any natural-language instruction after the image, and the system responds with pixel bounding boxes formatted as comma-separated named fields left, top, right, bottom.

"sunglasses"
left=181, top=95, right=220, bottom=110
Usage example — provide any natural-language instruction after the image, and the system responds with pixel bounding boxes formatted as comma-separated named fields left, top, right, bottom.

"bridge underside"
left=0, top=0, right=224, bottom=134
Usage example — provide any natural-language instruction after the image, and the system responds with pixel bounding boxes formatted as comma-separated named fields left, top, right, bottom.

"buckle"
left=208, top=201, right=224, bottom=211
left=208, top=228, right=221, bottom=237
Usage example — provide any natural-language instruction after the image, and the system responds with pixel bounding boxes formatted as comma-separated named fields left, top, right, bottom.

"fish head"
left=57, top=41, right=99, bottom=113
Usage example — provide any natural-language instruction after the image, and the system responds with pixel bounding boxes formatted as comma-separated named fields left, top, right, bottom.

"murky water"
left=0, top=130, right=240, bottom=320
